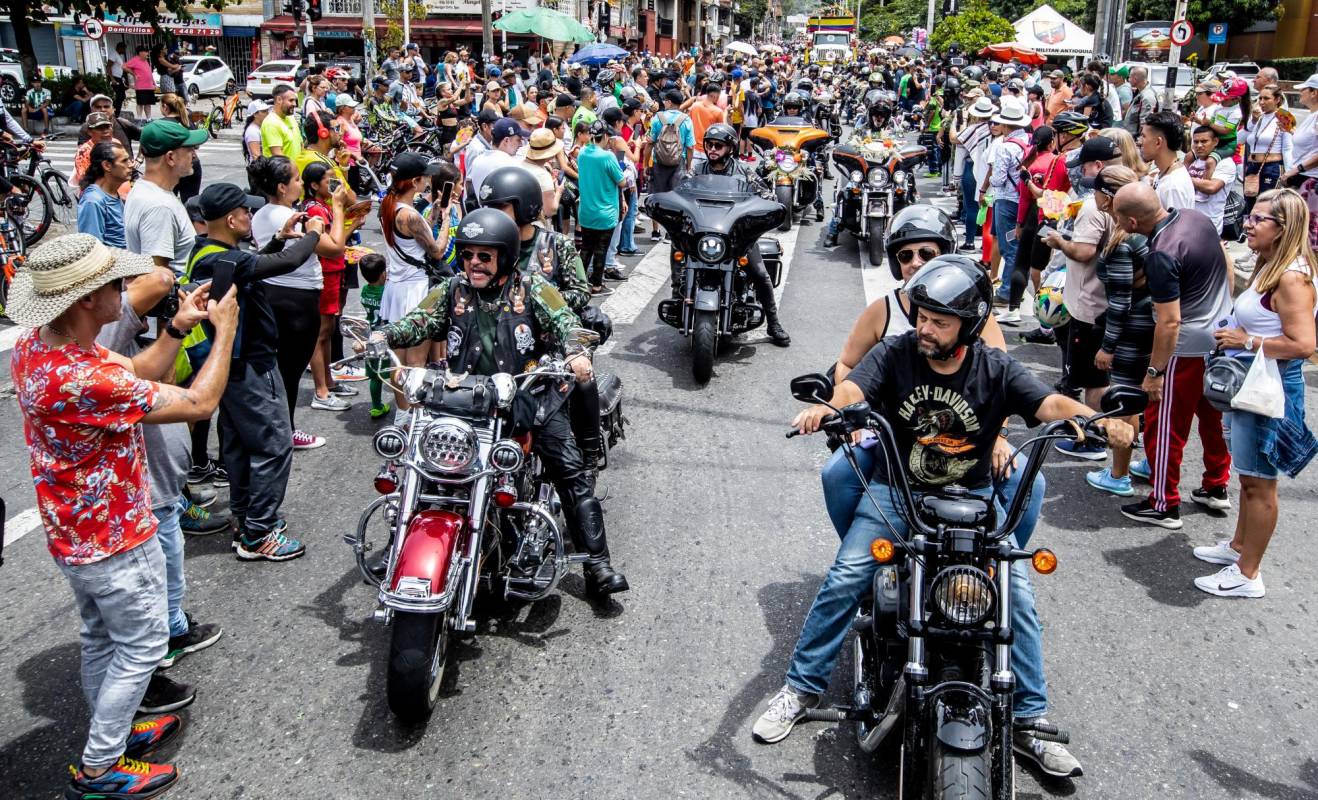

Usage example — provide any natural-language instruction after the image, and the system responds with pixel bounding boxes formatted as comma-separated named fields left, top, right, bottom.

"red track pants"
left=1145, top=354, right=1232, bottom=511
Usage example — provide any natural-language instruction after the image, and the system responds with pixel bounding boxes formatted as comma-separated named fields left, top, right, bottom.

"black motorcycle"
left=786, top=374, right=1147, bottom=799
left=647, top=174, right=785, bottom=384
left=830, top=140, right=926, bottom=265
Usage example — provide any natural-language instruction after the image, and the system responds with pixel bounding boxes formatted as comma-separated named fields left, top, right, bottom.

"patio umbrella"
left=760, top=43, right=784, bottom=53
left=495, top=8, right=595, bottom=44
left=893, top=46, right=921, bottom=59
left=725, top=41, right=758, bottom=57
left=882, top=35, right=905, bottom=46
left=569, top=42, right=628, bottom=66
left=979, top=43, right=1046, bottom=66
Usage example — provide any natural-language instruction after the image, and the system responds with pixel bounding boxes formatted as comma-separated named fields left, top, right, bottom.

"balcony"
left=658, top=16, right=674, bottom=36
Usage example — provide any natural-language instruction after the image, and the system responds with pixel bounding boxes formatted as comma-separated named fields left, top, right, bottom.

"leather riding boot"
left=748, top=262, right=791, bottom=348
left=569, top=380, right=604, bottom=488
left=574, top=497, right=629, bottom=597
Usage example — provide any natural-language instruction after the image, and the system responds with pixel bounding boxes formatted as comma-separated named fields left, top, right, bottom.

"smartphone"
left=328, top=178, right=342, bottom=194
left=209, top=265, right=234, bottom=307
left=1038, top=225, right=1057, bottom=239
left=439, top=180, right=454, bottom=210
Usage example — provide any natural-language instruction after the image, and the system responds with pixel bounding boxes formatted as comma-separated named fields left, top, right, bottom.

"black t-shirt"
left=846, top=333, right=1052, bottom=490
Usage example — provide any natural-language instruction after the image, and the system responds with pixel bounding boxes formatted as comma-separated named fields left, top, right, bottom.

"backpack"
left=654, top=111, right=686, bottom=167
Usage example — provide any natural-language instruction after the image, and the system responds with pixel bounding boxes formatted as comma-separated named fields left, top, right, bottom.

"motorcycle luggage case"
left=758, top=239, right=784, bottom=287
left=899, top=143, right=927, bottom=169
left=596, top=371, right=627, bottom=456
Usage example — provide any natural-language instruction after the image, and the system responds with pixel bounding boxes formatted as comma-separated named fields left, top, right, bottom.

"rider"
left=753, top=256, right=1134, bottom=779
left=371, top=208, right=629, bottom=597
left=688, top=123, right=791, bottom=347
left=765, top=94, right=827, bottom=223
left=821, top=101, right=899, bottom=248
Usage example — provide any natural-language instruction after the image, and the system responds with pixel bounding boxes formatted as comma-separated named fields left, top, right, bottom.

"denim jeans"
left=56, top=537, right=169, bottom=769
left=960, top=168, right=979, bottom=246
left=155, top=500, right=189, bottom=638
left=993, top=199, right=1020, bottom=298
left=606, top=188, right=638, bottom=267
left=1228, top=357, right=1318, bottom=479
left=790, top=462, right=1049, bottom=719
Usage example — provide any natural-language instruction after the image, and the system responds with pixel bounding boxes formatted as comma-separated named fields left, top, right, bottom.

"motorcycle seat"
left=597, top=372, right=623, bottom=415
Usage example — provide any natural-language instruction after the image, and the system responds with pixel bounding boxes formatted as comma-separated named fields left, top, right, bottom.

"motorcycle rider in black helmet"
left=688, top=123, right=791, bottom=346
left=821, top=101, right=899, bottom=248
left=765, top=94, right=826, bottom=221
left=755, top=255, right=1131, bottom=780
left=372, top=208, right=630, bottom=597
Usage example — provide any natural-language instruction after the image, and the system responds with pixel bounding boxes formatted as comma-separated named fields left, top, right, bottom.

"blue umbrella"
left=568, top=43, right=628, bottom=67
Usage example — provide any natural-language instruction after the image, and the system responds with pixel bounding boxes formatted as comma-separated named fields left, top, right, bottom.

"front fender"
left=933, top=690, right=991, bottom=754
left=693, top=287, right=722, bottom=312
left=391, top=509, right=464, bottom=595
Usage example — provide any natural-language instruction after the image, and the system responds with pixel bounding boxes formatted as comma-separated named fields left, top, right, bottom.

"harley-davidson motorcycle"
left=786, top=373, right=1147, bottom=799
left=830, top=136, right=926, bottom=265
left=750, top=122, right=830, bottom=232
left=646, top=173, right=785, bottom=384
left=813, top=83, right=844, bottom=139
left=336, top=319, right=625, bottom=723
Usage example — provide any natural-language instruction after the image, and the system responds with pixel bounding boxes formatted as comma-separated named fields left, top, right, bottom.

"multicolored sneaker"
left=179, top=502, right=230, bottom=536
left=182, top=482, right=215, bottom=509
left=65, top=756, right=178, bottom=799
left=230, top=518, right=286, bottom=551
left=235, top=529, right=306, bottom=562
left=123, top=715, right=184, bottom=759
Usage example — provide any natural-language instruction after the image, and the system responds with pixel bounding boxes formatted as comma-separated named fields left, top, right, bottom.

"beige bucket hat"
left=6, top=233, right=154, bottom=328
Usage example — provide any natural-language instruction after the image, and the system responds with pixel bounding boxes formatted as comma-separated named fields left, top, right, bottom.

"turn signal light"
left=870, top=538, right=895, bottom=563
left=1032, top=548, right=1058, bottom=574
left=673, top=251, right=685, bottom=261
left=738, top=256, right=749, bottom=266
left=793, top=152, right=804, bottom=163
left=373, top=469, right=398, bottom=495
left=493, top=488, right=517, bottom=508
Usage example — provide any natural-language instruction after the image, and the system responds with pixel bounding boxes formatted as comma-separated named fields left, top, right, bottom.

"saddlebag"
left=899, top=143, right=928, bottom=170
left=758, top=238, right=784, bottom=287
left=596, top=371, right=627, bottom=461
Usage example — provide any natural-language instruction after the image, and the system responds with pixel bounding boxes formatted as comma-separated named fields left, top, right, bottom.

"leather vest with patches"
left=519, top=228, right=568, bottom=290
left=443, top=273, right=545, bottom=377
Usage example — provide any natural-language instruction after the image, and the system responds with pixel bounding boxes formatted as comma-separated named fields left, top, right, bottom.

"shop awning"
left=262, top=15, right=496, bottom=37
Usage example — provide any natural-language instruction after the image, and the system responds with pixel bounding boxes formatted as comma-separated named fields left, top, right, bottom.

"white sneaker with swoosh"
left=1194, top=564, right=1265, bottom=598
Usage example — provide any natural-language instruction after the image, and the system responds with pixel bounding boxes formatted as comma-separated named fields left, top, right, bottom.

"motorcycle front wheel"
left=928, top=739, right=991, bottom=800
left=866, top=226, right=888, bottom=269
left=691, top=309, right=717, bottom=384
left=774, top=184, right=794, bottom=232
left=386, top=610, right=450, bottom=723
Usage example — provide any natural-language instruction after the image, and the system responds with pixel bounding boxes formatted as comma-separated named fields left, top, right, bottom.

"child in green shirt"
left=357, top=253, right=390, bottom=419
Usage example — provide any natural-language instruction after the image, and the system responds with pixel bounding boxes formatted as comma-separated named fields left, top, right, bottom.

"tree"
left=929, top=0, right=1017, bottom=54
left=859, top=0, right=926, bottom=41
left=1126, top=0, right=1277, bottom=40
left=376, top=0, right=429, bottom=55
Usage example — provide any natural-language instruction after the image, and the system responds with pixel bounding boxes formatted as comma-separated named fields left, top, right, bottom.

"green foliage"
left=929, top=0, right=1017, bottom=55
left=376, top=0, right=429, bottom=54
left=859, top=0, right=925, bottom=41
left=1124, top=0, right=1276, bottom=42
left=1258, top=57, right=1318, bottom=81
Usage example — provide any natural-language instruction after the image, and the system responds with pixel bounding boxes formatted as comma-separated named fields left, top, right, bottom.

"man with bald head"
left=1110, top=182, right=1233, bottom=530
left=1252, top=67, right=1287, bottom=113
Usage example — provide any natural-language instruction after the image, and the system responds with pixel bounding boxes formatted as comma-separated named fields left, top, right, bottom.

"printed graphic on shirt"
left=897, top=385, right=982, bottom=485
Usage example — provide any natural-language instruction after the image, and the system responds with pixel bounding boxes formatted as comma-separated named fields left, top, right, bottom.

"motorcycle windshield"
left=646, top=174, right=785, bottom=251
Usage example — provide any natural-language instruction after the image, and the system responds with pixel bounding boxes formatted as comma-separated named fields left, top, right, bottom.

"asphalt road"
left=1, top=127, right=1317, bottom=800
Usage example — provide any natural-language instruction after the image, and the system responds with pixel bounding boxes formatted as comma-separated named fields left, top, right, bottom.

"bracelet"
left=164, top=323, right=189, bottom=340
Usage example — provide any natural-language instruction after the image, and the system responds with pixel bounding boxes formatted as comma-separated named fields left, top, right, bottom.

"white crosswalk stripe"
left=32, top=126, right=243, bottom=176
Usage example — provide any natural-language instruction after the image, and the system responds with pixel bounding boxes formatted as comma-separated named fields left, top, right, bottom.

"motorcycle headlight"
left=697, top=234, right=727, bottom=263
left=931, top=566, right=996, bottom=627
left=418, top=418, right=478, bottom=473
left=867, top=168, right=890, bottom=189
left=373, top=425, right=407, bottom=460
left=780, top=158, right=800, bottom=173
left=850, top=169, right=864, bottom=183
left=893, top=169, right=908, bottom=185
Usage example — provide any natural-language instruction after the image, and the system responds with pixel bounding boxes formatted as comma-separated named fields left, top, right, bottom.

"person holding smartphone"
left=302, top=162, right=364, bottom=414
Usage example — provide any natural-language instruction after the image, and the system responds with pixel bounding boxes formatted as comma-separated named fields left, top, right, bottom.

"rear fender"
left=391, top=509, right=464, bottom=596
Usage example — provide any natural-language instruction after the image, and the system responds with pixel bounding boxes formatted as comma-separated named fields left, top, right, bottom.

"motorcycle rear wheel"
left=386, top=610, right=450, bottom=723
left=775, top=184, right=794, bottom=232
left=691, top=309, right=717, bottom=384
left=928, top=740, right=991, bottom=800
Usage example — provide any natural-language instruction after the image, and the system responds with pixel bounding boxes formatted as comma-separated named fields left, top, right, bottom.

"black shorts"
left=739, top=124, right=754, bottom=141
left=135, top=89, right=156, bottom=106
left=650, top=163, right=683, bottom=193
left=1064, top=318, right=1110, bottom=390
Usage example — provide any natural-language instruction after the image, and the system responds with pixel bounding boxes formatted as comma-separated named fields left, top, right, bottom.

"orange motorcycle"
left=750, top=122, right=830, bottom=232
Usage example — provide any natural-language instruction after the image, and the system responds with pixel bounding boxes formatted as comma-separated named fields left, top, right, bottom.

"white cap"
left=1296, top=74, right=1318, bottom=91
left=246, top=99, right=270, bottom=115
left=335, top=95, right=359, bottom=109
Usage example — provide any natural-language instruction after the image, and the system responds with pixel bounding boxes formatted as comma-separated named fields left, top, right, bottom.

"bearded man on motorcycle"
left=689, top=123, right=791, bottom=347
left=753, top=256, right=1135, bottom=779
left=372, top=208, right=629, bottom=597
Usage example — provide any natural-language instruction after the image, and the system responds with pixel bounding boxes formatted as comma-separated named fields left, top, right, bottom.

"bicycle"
left=5, top=135, right=74, bottom=231
left=194, top=88, right=246, bottom=139
left=0, top=196, right=27, bottom=317
left=0, top=142, right=55, bottom=249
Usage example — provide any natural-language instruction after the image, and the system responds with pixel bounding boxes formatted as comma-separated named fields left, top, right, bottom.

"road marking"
left=4, top=506, right=42, bottom=547
left=0, top=324, right=25, bottom=354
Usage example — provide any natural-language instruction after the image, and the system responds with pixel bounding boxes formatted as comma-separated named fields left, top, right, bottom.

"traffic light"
left=308, top=0, right=322, bottom=22
left=285, top=0, right=304, bottom=22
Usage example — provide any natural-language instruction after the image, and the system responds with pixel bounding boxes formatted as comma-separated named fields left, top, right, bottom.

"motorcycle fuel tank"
left=391, top=509, right=465, bottom=599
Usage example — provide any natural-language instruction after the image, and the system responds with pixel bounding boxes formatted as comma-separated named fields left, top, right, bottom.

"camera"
left=146, top=282, right=180, bottom=319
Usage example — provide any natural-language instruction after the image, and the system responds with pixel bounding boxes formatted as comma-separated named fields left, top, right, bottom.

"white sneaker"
left=310, top=394, right=351, bottom=411
left=1194, top=563, right=1265, bottom=598
left=751, top=684, right=819, bottom=744
left=1193, top=539, right=1241, bottom=566
left=995, top=308, right=1022, bottom=325
left=332, top=364, right=368, bottom=382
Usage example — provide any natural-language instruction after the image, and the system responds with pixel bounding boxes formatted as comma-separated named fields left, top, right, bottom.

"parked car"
left=181, top=55, right=237, bottom=100
left=0, top=48, right=74, bottom=108
left=324, top=58, right=365, bottom=83
left=1201, top=61, right=1261, bottom=85
left=1117, top=61, right=1197, bottom=103
left=245, top=59, right=302, bottom=98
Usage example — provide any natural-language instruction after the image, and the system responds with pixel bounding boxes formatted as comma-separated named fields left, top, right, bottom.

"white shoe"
left=332, top=364, right=368, bottom=382
left=751, top=684, right=819, bottom=744
left=1194, top=563, right=1265, bottom=598
left=310, top=394, right=351, bottom=411
left=1193, top=539, right=1241, bottom=566
left=995, top=308, right=1021, bottom=325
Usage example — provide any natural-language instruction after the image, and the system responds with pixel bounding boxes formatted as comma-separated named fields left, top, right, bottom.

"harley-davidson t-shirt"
left=845, top=332, right=1052, bottom=490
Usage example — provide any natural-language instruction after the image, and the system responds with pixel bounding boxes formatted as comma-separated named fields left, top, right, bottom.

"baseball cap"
left=197, top=182, right=266, bottom=221
left=391, top=152, right=445, bottom=183
left=405, top=42, right=419, bottom=50
left=554, top=93, right=577, bottom=109
left=335, top=95, right=359, bottom=109
left=491, top=117, right=531, bottom=143
left=589, top=119, right=615, bottom=138
left=184, top=196, right=206, bottom=225
left=139, top=119, right=208, bottom=157
left=1078, top=136, right=1120, bottom=164
left=1213, top=78, right=1249, bottom=103
left=1048, top=69, right=1065, bottom=79
left=1109, top=65, right=1130, bottom=78
left=246, top=98, right=270, bottom=115
left=371, top=76, right=389, bottom=88
left=86, top=112, right=114, bottom=129
left=89, top=93, right=112, bottom=106
left=477, top=107, right=502, bottom=124
left=1296, top=73, right=1318, bottom=91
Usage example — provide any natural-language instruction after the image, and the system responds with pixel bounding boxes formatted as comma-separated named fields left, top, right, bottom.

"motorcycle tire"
left=774, top=184, right=794, bottom=232
left=928, top=740, right=991, bottom=800
left=386, top=610, right=449, bottom=723
left=866, top=230, right=887, bottom=270
left=691, top=309, right=717, bottom=384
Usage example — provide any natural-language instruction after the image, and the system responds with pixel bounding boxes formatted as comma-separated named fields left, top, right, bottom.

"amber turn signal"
left=1032, top=548, right=1058, bottom=574
left=870, top=538, right=895, bottom=563
left=673, top=251, right=685, bottom=261
left=738, top=256, right=749, bottom=265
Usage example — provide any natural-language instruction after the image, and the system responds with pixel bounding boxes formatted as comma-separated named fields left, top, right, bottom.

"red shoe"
left=124, top=714, right=184, bottom=759
left=66, top=755, right=179, bottom=798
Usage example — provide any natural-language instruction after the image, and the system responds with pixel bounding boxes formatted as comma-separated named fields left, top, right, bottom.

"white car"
left=245, top=60, right=302, bottom=99
left=0, top=48, right=74, bottom=107
left=180, top=55, right=236, bottom=101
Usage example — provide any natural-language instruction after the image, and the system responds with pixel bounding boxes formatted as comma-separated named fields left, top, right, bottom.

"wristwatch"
left=1245, top=336, right=1257, bottom=352
left=1146, top=366, right=1165, bottom=378
left=164, top=323, right=189, bottom=340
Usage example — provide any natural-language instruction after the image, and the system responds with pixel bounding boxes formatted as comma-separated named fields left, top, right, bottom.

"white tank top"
left=881, top=288, right=913, bottom=338
left=384, top=207, right=429, bottom=286
left=1235, top=257, right=1317, bottom=342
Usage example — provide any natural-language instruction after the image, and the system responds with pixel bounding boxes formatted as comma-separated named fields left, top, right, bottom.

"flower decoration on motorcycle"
left=1038, top=190, right=1071, bottom=220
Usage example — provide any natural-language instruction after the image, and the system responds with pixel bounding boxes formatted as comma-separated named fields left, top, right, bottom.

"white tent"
left=1008, top=4, right=1094, bottom=57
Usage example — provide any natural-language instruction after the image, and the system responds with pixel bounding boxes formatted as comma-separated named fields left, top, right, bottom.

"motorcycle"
left=785, top=374, right=1148, bottom=799
left=830, top=136, right=926, bottom=265
left=750, top=122, right=830, bottom=232
left=646, top=174, right=785, bottom=384
left=336, top=320, right=625, bottom=723
left=813, top=85, right=844, bottom=140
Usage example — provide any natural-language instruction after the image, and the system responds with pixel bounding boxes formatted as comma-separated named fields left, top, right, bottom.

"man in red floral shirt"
left=9, top=233, right=238, bottom=799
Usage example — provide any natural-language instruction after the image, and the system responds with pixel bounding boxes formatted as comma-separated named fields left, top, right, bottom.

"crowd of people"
left=6, top=33, right=1318, bottom=798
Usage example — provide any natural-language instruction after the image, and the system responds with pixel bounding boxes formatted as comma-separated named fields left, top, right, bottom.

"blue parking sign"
left=1207, top=23, right=1228, bottom=45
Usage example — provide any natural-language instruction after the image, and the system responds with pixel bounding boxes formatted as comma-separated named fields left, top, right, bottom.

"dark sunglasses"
left=460, top=249, right=495, bottom=264
left=895, top=246, right=941, bottom=265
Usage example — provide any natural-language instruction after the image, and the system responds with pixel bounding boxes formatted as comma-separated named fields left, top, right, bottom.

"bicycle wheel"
left=11, top=174, right=54, bottom=248
left=41, top=170, right=76, bottom=229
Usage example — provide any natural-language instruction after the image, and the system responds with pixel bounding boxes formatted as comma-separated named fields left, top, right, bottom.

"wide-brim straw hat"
left=967, top=97, right=995, bottom=118
left=6, top=233, right=154, bottom=328
left=525, top=128, right=564, bottom=161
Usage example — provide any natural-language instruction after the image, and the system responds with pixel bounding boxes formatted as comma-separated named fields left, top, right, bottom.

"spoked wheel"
left=207, top=113, right=221, bottom=139
left=10, top=174, right=53, bottom=248
left=775, top=184, right=794, bottom=232
left=691, top=309, right=717, bottom=384
left=41, top=170, right=75, bottom=230
left=385, top=609, right=450, bottom=723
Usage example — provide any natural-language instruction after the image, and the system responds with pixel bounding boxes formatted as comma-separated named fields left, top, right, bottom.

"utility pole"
left=925, top=0, right=934, bottom=37
left=481, top=0, right=494, bottom=62
left=1165, top=0, right=1189, bottom=107
left=362, top=0, right=375, bottom=68
left=695, top=0, right=703, bottom=52
left=403, top=0, right=411, bottom=51
left=1092, top=0, right=1110, bottom=58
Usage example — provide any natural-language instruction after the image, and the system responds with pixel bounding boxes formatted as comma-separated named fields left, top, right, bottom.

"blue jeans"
left=1227, top=357, right=1318, bottom=479
left=155, top=500, right=189, bottom=638
left=606, top=188, right=638, bottom=267
left=993, top=199, right=1020, bottom=298
left=960, top=168, right=979, bottom=245
left=791, top=452, right=1049, bottom=719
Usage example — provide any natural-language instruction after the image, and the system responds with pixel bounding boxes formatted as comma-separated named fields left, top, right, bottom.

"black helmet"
left=1051, top=110, right=1090, bottom=137
left=796, top=79, right=814, bottom=94
left=807, top=64, right=820, bottom=75
left=943, top=76, right=961, bottom=95
left=963, top=65, right=984, bottom=82
left=884, top=205, right=956, bottom=281
left=703, top=122, right=738, bottom=167
left=452, top=208, right=522, bottom=276
left=478, top=166, right=544, bottom=226
left=904, top=255, right=993, bottom=353
left=783, top=91, right=805, bottom=112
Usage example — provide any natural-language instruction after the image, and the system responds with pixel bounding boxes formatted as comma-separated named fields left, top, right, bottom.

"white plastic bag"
left=1230, top=355, right=1285, bottom=419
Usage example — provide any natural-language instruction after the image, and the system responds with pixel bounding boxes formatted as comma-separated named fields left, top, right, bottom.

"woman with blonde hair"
left=1098, top=126, right=1148, bottom=176
left=158, top=93, right=203, bottom=200
left=1194, top=188, right=1318, bottom=598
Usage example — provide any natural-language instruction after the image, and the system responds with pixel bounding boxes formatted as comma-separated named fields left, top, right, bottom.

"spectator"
left=688, top=81, right=725, bottom=169
left=1195, top=188, right=1317, bottom=597
left=125, top=45, right=157, bottom=120
left=999, top=124, right=1060, bottom=325
left=303, top=75, right=331, bottom=118
left=647, top=89, right=694, bottom=242
left=77, top=141, right=131, bottom=247
left=295, top=109, right=354, bottom=201
left=981, top=97, right=1031, bottom=303
left=952, top=96, right=994, bottom=251
left=1111, top=183, right=1233, bottom=529
left=1141, top=110, right=1194, bottom=211
left=520, top=128, right=566, bottom=221
left=243, top=99, right=269, bottom=163
left=22, top=75, right=52, bottom=134
left=107, top=42, right=128, bottom=115
left=158, top=94, right=203, bottom=202
left=78, top=94, right=142, bottom=159
left=1283, top=74, right=1318, bottom=250
left=1074, top=74, right=1113, bottom=129
left=467, top=117, right=529, bottom=199
left=63, top=75, right=92, bottom=123
left=125, top=120, right=207, bottom=276
left=604, top=130, right=639, bottom=271
left=1044, top=70, right=1071, bottom=122
left=1208, top=78, right=1251, bottom=165
left=300, top=161, right=359, bottom=414
left=260, top=84, right=303, bottom=159
left=1188, top=126, right=1237, bottom=233
left=1107, top=65, right=1132, bottom=116
left=9, top=232, right=238, bottom=800
left=1122, top=66, right=1159, bottom=137
left=1241, top=83, right=1294, bottom=215
left=571, top=86, right=599, bottom=131
left=72, top=112, right=119, bottom=194
left=576, top=120, right=627, bottom=294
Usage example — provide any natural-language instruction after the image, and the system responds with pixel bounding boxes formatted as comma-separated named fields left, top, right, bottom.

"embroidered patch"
left=447, top=326, right=463, bottom=355
left=513, top=323, right=535, bottom=353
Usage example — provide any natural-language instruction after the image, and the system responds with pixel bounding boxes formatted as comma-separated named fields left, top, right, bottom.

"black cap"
left=477, top=107, right=501, bottom=124
left=391, top=152, right=445, bottom=183
left=590, top=119, right=615, bottom=138
left=1078, top=136, right=1120, bottom=164
left=184, top=196, right=205, bottom=224
left=554, top=93, right=577, bottom=109
left=1079, top=170, right=1122, bottom=195
left=197, top=182, right=265, bottom=221
left=600, top=106, right=624, bottom=125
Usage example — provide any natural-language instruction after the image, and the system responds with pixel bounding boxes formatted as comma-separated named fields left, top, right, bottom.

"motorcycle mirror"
left=339, top=316, right=370, bottom=341
left=491, top=373, right=516, bottom=409
left=789, top=373, right=833, bottom=404
left=1099, top=385, right=1149, bottom=417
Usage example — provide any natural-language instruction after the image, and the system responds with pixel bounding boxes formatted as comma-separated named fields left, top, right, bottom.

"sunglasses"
left=895, top=246, right=941, bottom=265
left=1245, top=213, right=1282, bottom=227
left=460, top=249, right=495, bottom=264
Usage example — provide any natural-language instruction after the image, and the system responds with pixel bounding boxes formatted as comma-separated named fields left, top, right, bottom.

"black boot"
left=573, top=497, right=628, bottom=597
left=815, top=204, right=826, bottom=222
left=767, top=316, right=791, bottom=347
left=823, top=230, right=838, bottom=247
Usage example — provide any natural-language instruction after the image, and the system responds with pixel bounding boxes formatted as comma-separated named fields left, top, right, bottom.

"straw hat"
left=967, top=96, right=995, bottom=118
left=6, top=234, right=154, bottom=328
left=525, top=128, right=564, bottom=162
